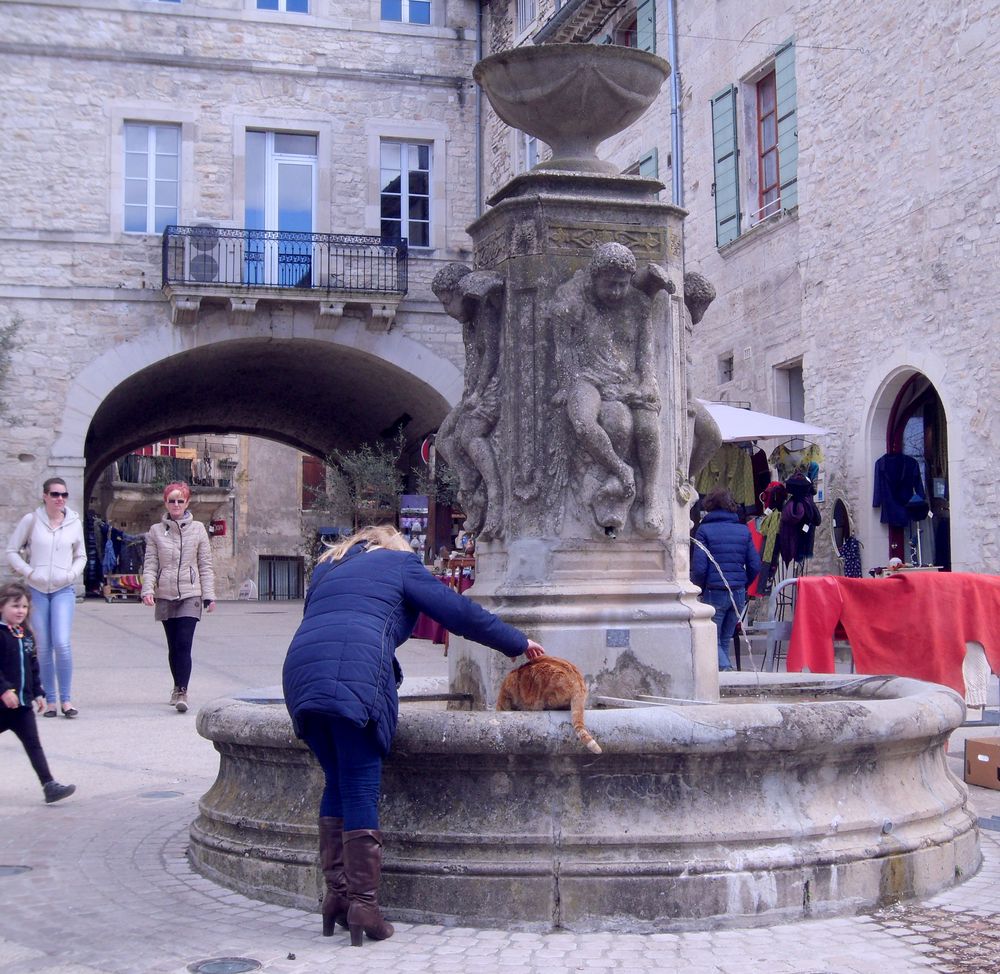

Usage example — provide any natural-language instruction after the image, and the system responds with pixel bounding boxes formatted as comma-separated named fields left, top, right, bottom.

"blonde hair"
left=318, top=523, right=413, bottom=564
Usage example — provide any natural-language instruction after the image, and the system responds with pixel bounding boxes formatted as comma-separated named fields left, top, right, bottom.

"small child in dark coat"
left=0, top=582, right=75, bottom=803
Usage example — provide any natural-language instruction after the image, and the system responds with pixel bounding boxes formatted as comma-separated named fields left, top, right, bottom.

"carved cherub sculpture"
left=549, top=242, right=674, bottom=537
left=431, top=263, right=506, bottom=540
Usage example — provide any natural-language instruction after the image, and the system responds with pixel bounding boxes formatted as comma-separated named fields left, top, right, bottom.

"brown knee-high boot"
left=318, top=817, right=349, bottom=936
left=343, top=829, right=394, bottom=947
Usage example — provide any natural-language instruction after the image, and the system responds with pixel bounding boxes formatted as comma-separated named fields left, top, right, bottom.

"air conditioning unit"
left=182, top=225, right=243, bottom=286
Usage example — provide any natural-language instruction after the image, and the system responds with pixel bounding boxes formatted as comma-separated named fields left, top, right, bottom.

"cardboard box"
left=964, top=737, right=1000, bottom=790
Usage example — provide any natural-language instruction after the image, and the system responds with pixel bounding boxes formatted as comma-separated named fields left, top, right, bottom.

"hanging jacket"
left=872, top=453, right=925, bottom=527
left=6, top=507, right=86, bottom=594
left=141, top=512, right=216, bottom=603
left=283, top=545, right=528, bottom=755
left=691, top=511, right=762, bottom=593
left=0, top=621, right=44, bottom=706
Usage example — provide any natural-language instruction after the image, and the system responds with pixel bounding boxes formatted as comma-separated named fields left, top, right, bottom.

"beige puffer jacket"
left=141, top=512, right=216, bottom=603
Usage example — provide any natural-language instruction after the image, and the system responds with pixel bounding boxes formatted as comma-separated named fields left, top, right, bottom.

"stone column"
left=444, top=172, right=718, bottom=707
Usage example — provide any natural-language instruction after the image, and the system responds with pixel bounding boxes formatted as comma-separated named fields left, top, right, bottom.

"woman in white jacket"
left=6, top=477, right=86, bottom=718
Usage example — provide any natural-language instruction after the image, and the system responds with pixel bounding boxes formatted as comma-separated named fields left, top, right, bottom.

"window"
left=516, top=0, right=536, bottom=35
left=515, top=131, right=538, bottom=174
left=124, top=123, right=179, bottom=233
left=134, top=439, right=179, bottom=458
left=718, top=353, right=734, bottom=384
left=597, top=0, right=655, bottom=52
left=623, top=148, right=658, bottom=179
left=301, top=455, right=326, bottom=511
left=774, top=362, right=804, bottom=422
left=382, top=0, right=430, bottom=24
left=257, top=0, right=308, bottom=10
left=380, top=141, right=431, bottom=247
left=711, top=40, right=797, bottom=247
left=245, top=130, right=318, bottom=286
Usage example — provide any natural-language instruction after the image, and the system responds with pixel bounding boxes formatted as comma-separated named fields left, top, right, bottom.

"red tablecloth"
left=410, top=574, right=473, bottom=645
left=786, top=572, right=1000, bottom=694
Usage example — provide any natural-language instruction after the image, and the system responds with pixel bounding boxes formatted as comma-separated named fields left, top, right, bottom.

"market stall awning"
left=697, top=400, right=830, bottom=443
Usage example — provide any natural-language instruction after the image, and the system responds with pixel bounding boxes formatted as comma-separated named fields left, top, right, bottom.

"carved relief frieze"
left=546, top=223, right=667, bottom=261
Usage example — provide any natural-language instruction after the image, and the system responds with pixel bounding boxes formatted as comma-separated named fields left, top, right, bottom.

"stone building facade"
left=0, top=0, right=483, bottom=595
left=481, top=0, right=999, bottom=576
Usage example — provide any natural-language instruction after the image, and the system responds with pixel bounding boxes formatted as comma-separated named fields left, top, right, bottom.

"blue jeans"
left=29, top=585, right=76, bottom=704
left=300, top=713, right=383, bottom=831
left=702, top=587, right=746, bottom=670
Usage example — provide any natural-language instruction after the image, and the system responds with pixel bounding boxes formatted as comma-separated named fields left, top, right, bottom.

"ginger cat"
left=496, top=656, right=602, bottom=754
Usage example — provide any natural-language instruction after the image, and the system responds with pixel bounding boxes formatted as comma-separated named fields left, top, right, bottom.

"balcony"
left=161, top=225, right=409, bottom=329
left=98, top=453, right=237, bottom=526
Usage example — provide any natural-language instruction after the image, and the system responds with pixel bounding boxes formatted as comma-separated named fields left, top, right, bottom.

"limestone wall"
left=0, top=0, right=479, bottom=551
left=678, top=0, right=999, bottom=574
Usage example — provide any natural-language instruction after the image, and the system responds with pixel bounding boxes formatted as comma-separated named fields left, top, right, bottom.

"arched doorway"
left=884, top=375, right=950, bottom=570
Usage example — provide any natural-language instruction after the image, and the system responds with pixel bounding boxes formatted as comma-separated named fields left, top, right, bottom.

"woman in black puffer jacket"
left=691, top=487, right=762, bottom=671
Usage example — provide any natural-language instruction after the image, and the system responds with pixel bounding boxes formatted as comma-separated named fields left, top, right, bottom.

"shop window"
left=382, top=0, right=430, bottom=24
left=258, top=555, right=304, bottom=600
left=711, top=39, right=797, bottom=246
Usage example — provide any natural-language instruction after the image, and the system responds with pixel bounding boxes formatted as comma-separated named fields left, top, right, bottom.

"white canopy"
left=697, top=400, right=830, bottom=443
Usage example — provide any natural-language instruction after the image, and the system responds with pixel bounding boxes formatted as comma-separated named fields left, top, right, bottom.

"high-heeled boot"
left=318, top=816, right=349, bottom=935
left=343, top=829, right=394, bottom=947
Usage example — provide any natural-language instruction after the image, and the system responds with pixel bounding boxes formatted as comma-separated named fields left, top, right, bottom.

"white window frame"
left=123, top=122, right=181, bottom=235
left=515, top=130, right=538, bottom=174
left=379, top=139, right=432, bottom=249
left=254, top=0, right=309, bottom=11
left=516, top=0, right=537, bottom=36
left=365, top=120, right=447, bottom=252
left=381, top=0, right=431, bottom=24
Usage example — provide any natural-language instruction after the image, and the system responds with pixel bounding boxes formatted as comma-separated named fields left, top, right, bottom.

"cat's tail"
left=571, top=691, right=602, bottom=754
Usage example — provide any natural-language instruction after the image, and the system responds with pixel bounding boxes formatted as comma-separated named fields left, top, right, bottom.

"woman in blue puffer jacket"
left=283, top=523, right=544, bottom=947
left=691, top=487, right=762, bottom=671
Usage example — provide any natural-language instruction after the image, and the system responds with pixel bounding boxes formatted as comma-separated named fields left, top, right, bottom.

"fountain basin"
left=190, top=673, right=978, bottom=931
left=473, top=44, right=670, bottom=174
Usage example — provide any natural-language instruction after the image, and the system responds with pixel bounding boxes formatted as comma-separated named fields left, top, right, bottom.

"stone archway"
left=48, top=320, right=463, bottom=500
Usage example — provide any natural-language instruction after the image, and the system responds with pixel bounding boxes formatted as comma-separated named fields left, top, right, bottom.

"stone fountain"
left=190, top=44, right=979, bottom=931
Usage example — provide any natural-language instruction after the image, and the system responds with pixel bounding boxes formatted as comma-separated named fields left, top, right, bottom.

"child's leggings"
left=0, top=706, right=53, bottom=785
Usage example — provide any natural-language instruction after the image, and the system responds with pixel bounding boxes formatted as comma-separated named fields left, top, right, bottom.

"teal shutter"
left=636, top=0, right=656, bottom=53
left=638, top=148, right=658, bottom=179
left=711, top=85, right=740, bottom=246
left=774, top=39, right=798, bottom=210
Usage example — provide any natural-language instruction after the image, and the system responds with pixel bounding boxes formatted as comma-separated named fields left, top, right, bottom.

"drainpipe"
left=667, top=0, right=683, bottom=207
left=475, top=2, right=484, bottom=218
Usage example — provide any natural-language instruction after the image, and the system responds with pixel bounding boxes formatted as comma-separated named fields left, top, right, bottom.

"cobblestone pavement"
left=1, top=601, right=999, bottom=974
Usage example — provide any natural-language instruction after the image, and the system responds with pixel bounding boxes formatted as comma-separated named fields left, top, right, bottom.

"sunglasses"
left=47, top=491, right=69, bottom=498
left=166, top=498, right=188, bottom=504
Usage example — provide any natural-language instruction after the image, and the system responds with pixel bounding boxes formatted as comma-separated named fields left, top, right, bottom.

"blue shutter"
left=636, top=0, right=656, bottom=53
left=711, top=85, right=741, bottom=246
left=774, top=39, right=798, bottom=211
left=638, top=148, right=658, bottom=179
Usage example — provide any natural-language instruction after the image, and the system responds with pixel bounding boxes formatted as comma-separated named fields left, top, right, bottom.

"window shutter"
left=638, top=148, right=658, bottom=179
left=636, top=0, right=656, bottom=53
left=774, top=39, right=798, bottom=211
left=711, top=85, right=741, bottom=246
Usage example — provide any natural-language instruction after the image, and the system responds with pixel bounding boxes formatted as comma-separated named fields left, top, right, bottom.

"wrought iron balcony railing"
left=113, top=453, right=236, bottom=491
left=162, top=225, right=408, bottom=295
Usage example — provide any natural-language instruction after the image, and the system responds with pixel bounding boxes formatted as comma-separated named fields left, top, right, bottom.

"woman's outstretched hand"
left=524, top=639, right=546, bottom=660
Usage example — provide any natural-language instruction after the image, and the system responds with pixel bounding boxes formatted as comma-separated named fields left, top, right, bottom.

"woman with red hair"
left=141, top=482, right=216, bottom=713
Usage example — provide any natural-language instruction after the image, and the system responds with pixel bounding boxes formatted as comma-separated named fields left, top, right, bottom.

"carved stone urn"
left=473, top=43, right=670, bottom=174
